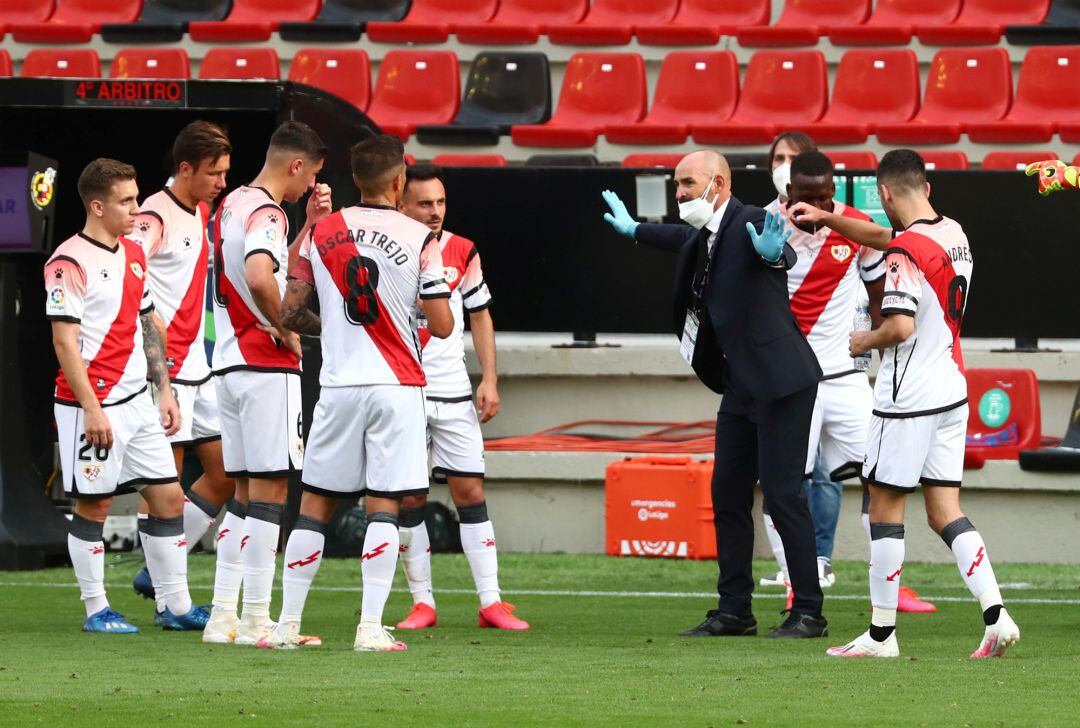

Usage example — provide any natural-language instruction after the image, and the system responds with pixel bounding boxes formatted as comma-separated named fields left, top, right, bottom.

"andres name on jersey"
left=314, top=226, right=413, bottom=267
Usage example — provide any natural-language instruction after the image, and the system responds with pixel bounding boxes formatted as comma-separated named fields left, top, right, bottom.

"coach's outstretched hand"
left=747, top=209, right=791, bottom=263
left=602, top=190, right=639, bottom=239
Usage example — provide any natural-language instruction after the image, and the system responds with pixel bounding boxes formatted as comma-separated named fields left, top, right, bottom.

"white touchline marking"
left=1, top=582, right=1077, bottom=604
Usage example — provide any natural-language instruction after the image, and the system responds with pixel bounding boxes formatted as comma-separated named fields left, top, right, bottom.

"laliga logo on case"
left=831, top=243, right=852, bottom=263
left=30, top=167, right=57, bottom=210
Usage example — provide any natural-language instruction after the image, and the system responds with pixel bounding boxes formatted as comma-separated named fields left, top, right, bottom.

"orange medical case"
left=605, top=456, right=716, bottom=560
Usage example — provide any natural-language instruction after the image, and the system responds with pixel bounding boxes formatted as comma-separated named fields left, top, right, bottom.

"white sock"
left=240, top=501, right=282, bottom=621
left=138, top=513, right=166, bottom=613
left=360, top=519, right=400, bottom=626
left=868, top=523, right=905, bottom=633
left=143, top=515, right=193, bottom=615
left=399, top=523, right=435, bottom=608
left=461, top=521, right=500, bottom=608
left=68, top=515, right=108, bottom=617
left=212, top=504, right=245, bottom=613
left=278, top=518, right=326, bottom=626
left=948, top=524, right=1004, bottom=613
left=182, top=491, right=219, bottom=553
left=763, top=511, right=789, bottom=582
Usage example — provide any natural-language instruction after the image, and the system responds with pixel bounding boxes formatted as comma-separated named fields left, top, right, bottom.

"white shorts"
left=806, top=372, right=873, bottom=481
left=862, top=403, right=968, bottom=492
left=426, top=396, right=486, bottom=483
left=216, top=370, right=303, bottom=478
left=302, top=385, right=428, bottom=498
left=155, top=378, right=221, bottom=446
left=56, top=390, right=178, bottom=498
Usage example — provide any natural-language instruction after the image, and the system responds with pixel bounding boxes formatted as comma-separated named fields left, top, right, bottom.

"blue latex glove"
left=601, top=189, right=639, bottom=239
left=746, top=209, right=792, bottom=263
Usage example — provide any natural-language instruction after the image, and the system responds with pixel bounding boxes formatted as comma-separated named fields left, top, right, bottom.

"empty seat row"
left=0, top=0, right=1055, bottom=46
left=8, top=45, right=1080, bottom=148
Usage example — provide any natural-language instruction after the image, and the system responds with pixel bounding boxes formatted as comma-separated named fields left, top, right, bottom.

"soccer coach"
left=602, top=150, right=828, bottom=639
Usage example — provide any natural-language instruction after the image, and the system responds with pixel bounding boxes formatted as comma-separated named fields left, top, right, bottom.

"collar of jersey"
left=163, top=186, right=196, bottom=216
left=904, top=215, right=944, bottom=230
left=78, top=232, right=119, bottom=253
left=356, top=202, right=396, bottom=211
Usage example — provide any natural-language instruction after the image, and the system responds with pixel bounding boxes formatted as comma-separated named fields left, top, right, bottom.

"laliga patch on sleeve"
left=47, top=285, right=67, bottom=315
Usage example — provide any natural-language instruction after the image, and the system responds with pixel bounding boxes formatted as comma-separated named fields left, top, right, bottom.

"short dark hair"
left=269, top=120, right=327, bottom=163
left=77, top=158, right=136, bottom=207
left=173, top=120, right=231, bottom=173
left=791, top=150, right=833, bottom=180
left=877, top=149, right=926, bottom=193
left=767, top=130, right=817, bottom=167
left=405, top=163, right=443, bottom=187
left=350, top=134, right=405, bottom=190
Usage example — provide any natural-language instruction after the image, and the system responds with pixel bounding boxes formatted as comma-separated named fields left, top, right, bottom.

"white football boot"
left=971, top=608, right=1020, bottom=659
left=826, top=630, right=900, bottom=658
left=354, top=623, right=407, bottom=652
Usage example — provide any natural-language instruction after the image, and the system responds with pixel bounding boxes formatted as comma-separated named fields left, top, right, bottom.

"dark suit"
left=636, top=196, right=825, bottom=617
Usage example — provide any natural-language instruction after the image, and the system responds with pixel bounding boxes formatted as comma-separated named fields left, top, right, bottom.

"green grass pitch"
left=1, top=553, right=1077, bottom=726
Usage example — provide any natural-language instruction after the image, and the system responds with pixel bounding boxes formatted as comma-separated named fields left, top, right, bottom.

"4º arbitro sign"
left=66, top=80, right=187, bottom=108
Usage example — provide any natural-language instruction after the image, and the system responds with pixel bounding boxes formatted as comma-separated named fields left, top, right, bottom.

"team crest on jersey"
left=295, top=438, right=305, bottom=459
left=82, top=464, right=103, bottom=482
left=130, top=261, right=145, bottom=280
left=443, top=266, right=460, bottom=284
left=830, top=244, right=852, bottom=263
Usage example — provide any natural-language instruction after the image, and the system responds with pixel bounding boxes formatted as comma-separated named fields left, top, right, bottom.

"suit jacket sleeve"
left=634, top=222, right=694, bottom=254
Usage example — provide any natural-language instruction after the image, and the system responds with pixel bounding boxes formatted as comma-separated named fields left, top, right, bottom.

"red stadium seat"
left=198, top=47, right=280, bottom=80
left=367, top=51, right=460, bottom=140
left=431, top=154, right=508, bottom=167
left=1074, top=152, right=1080, bottom=166
left=917, top=0, right=1050, bottom=45
left=622, top=153, right=685, bottom=168
left=967, top=47, right=1080, bottom=143
left=511, top=53, right=647, bottom=148
left=1063, top=123, right=1080, bottom=143
left=637, top=0, right=771, bottom=46
left=805, top=49, right=919, bottom=144
left=0, top=0, right=54, bottom=27
left=965, top=369, right=1041, bottom=461
left=110, top=48, right=189, bottom=79
left=693, top=51, right=827, bottom=145
left=605, top=52, right=738, bottom=145
left=288, top=49, right=371, bottom=111
left=918, top=150, right=969, bottom=169
left=12, top=0, right=141, bottom=43
left=548, top=0, right=674, bottom=46
left=455, top=0, right=586, bottom=45
left=188, top=0, right=320, bottom=42
left=22, top=49, right=101, bottom=78
left=737, top=0, right=870, bottom=47
left=0, top=50, right=11, bottom=77
left=366, top=0, right=497, bottom=44
left=825, top=150, right=878, bottom=169
left=981, top=151, right=1057, bottom=170
left=829, top=0, right=961, bottom=46
left=875, top=48, right=1011, bottom=144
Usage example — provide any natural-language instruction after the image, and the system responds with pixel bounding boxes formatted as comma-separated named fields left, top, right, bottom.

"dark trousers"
left=711, top=382, right=823, bottom=617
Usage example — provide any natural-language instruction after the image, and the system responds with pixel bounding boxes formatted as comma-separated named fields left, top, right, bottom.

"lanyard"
left=690, top=227, right=714, bottom=312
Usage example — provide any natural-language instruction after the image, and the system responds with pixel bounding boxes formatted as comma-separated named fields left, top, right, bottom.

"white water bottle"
left=853, top=302, right=872, bottom=372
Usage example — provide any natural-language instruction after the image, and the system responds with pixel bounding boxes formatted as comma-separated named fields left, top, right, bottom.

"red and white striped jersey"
left=211, top=185, right=299, bottom=375
left=128, top=189, right=211, bottom=385
left=291, top=203, right=451, bottom=387
left=45, top=233, right=154, bottom=406
left=876, top=216, right=972, bottom=416
left=767, top=200, right=885, bottom=377
left=418, top=231, right=492, bottom=399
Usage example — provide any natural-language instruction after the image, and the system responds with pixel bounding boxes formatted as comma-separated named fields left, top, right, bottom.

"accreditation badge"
left=679, top=310, right=700, bottom=366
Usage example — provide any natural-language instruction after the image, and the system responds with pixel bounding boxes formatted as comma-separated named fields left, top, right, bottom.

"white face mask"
left=678, top=179, right=718, bottom=229
left=772, top=162, right=791, bottom=199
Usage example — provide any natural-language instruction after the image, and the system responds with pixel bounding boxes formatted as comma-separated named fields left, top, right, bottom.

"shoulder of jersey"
left=48, top=235, right=84, bottom=263
left=839, top=203, right=873, bottom=222
left=138, top=189, right=169, bottom=216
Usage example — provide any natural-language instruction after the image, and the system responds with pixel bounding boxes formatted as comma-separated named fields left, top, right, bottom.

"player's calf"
left=397, top=504, right=437, bottom=628
left=358, top=509, right=406, bottom=651
left=260, top=513, right=328, bottom=649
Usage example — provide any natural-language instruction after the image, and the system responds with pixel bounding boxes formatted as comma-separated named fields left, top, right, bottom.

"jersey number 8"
left=344, top=255, right=381, bottom=326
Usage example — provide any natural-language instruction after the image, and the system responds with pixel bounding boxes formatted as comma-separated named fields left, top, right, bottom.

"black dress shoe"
left=766, top=613, right=828, bottom=639
left=679, top=610, right=757, bottom=637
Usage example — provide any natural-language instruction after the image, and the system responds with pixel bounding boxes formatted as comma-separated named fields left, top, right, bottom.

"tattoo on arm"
left=141, top=312, right=171, bottom=392
left=281, top=279, right=321, bottom=336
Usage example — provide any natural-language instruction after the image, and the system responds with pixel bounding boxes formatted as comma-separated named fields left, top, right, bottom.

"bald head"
left=673, top=150, right=731, bottom=209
